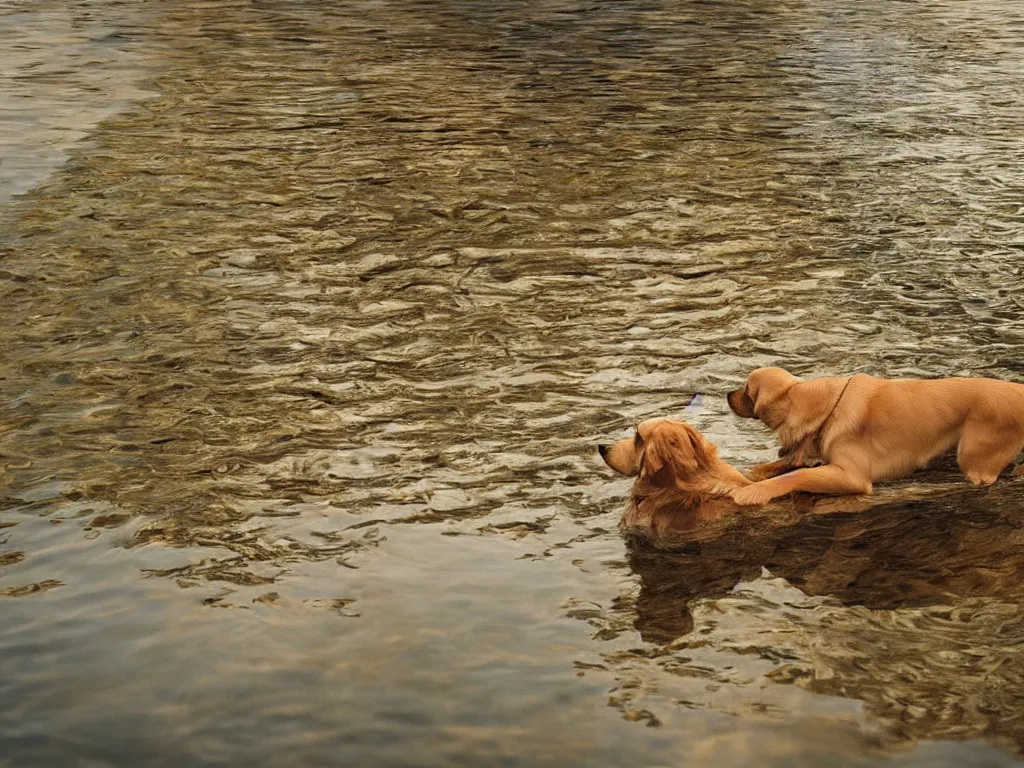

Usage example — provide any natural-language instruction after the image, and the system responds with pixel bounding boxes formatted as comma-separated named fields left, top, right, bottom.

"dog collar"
left=815, top=376, right=853, bottom=441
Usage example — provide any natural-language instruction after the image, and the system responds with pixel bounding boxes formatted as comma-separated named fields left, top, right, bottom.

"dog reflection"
left=626, top=482, right=1024, bottom=643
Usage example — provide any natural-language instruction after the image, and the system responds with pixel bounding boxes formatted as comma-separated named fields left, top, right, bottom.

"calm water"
left=3, top=0, right=1024, bottom=765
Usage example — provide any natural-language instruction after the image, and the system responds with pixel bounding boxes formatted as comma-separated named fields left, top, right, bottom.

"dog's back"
left=833, top=375, right=1024, bottom=483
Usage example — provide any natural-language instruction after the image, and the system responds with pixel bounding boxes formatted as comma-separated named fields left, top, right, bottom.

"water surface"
left=2, top=0, right=1024, bottom=765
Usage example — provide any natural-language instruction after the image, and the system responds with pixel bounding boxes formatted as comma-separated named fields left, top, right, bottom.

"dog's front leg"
left=746, top=459, right=795, bottom=481
left=747, top=438, right=824, bottom=482
left=731, top=464, right=872, bottom=506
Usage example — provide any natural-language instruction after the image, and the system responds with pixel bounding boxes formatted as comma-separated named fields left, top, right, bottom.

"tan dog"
left=599, top=418, right=751, bottom=527
left=727, top=367, right=1024, bottom=506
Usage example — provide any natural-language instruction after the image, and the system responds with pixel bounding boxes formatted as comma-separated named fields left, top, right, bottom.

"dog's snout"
left=597, top=444, right=609, bottom=458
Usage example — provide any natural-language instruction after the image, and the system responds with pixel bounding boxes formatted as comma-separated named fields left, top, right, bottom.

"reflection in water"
left=2, top=0, right=1024, bottom=765
left=0, top=0, right=155, bottom=204
left=629, top=472, right=1024, bottom=635
left=622, top=477, right=1024, bottom=750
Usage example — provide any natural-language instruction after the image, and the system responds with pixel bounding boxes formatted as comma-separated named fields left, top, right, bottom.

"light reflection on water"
left=0, top=0, right=156, bottom=205
left=2, top=0, right=1024, bottom=765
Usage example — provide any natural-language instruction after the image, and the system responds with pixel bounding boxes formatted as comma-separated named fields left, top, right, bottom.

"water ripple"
left=2, top=0, right=1024, bottom=765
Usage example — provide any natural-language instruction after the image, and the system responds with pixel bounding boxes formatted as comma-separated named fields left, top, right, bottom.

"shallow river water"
left=3, top=0, right=1024, bottom=766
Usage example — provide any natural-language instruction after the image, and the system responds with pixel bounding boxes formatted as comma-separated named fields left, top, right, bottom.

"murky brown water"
left=3, top=0, right=1024, bottom=765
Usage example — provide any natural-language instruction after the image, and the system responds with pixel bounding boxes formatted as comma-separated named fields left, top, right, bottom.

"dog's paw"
left=731, top=484, right=775, bottom=507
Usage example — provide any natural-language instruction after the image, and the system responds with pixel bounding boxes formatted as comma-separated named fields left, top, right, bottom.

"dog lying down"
left=727, top=367, right=1024, bottom=506
left=600, top=366, right=1024, bottom=527
left=599, top=418, right=751, bottom=535
left=598, top=417, right=1023, bottom=546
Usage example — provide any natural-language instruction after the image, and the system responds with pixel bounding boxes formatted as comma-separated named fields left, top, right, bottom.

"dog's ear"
left=640, top=421, right=716, bottom=486
left=743, top=368, right=799, bottom=425
left=638, top=429, right=670, bottom=485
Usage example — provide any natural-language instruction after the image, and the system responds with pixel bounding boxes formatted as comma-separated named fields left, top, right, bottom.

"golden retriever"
left=599, top=418, right=751, bottom=530
left=727, top=367, right=1024, bottom=506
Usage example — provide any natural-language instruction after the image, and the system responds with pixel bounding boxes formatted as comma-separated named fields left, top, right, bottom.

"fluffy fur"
left=599, top=418, right=750, bottom=529
left=727, top=367, right=1024, bottom=506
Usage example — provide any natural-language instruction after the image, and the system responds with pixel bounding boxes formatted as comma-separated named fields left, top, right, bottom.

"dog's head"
left=598, top=418, right=716, bottom=486
left=727, top=367, right=800, bottom=428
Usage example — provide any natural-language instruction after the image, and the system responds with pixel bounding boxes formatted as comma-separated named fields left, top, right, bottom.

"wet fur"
left=727, top=367, right=1024, bottom=506
left=599, top=418, right=750, bottom=531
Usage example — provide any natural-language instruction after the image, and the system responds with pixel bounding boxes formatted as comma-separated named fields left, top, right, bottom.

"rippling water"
left=3, top=0, right=1024, bottom=765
